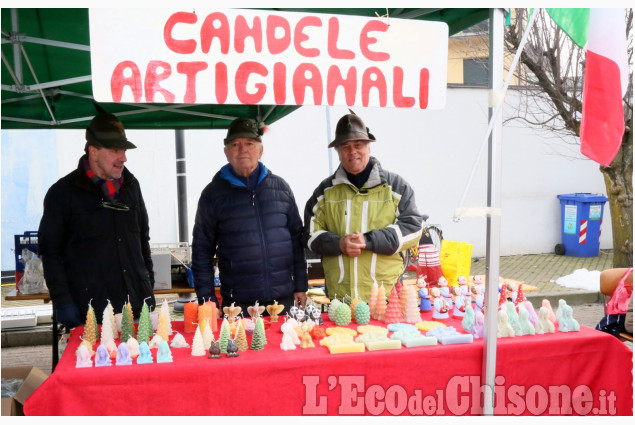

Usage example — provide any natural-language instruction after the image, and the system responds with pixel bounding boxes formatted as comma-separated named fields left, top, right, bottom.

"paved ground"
left=1, top=249, right=631, bottom=376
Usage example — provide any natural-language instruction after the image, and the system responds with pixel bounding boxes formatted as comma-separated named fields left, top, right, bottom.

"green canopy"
left=1, top=8, right=488, bottom=130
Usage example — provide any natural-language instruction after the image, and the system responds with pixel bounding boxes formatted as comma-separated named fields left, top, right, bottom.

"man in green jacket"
left=303, top=113, right=423, bottom=302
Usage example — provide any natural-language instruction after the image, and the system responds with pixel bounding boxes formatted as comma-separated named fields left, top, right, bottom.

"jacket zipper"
left=252, top=189, right=271, bottom=300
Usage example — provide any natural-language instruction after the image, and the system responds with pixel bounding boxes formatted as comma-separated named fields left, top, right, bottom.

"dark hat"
left=85, top=113, right=136, bottom=150
left=224, top=118, right=263, bottom=144
left=328, top=113, right=375, bottom=148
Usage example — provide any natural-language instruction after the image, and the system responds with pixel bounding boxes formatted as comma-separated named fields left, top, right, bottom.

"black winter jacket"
left=38, top=157, right=155, bottom=321
left=191, top=163, right=308, bottom=305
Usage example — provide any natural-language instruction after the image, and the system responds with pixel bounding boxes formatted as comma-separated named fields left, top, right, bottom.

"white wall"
left=0, top=87, right=612, bottom=271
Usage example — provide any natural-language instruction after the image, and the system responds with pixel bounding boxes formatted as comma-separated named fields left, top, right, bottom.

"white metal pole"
left=482, top=7, right=505, bottom=416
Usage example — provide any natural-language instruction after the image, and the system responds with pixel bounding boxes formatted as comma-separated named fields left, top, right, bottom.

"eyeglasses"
left=101, top=201, right=130, bottom=212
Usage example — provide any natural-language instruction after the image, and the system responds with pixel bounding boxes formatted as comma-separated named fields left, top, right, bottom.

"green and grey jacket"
left=302, top=157, right=423, bottom=301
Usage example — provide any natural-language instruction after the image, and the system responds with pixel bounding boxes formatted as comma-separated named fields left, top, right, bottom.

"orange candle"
left=198, top=304, right=212, bottom=331
left=184, top=301, right=198, bottom=333
left=205, top=300, right=218, bottom=332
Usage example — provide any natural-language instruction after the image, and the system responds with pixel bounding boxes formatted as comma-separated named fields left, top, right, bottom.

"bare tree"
left=505, top=8, right=633, bottom=267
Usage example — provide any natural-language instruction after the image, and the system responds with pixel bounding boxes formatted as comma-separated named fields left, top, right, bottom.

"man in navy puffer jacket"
left=192, top=118, right=308, bottom=315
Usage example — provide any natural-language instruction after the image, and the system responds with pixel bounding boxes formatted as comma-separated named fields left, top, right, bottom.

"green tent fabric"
left=1, top=8, right=488, bottom=130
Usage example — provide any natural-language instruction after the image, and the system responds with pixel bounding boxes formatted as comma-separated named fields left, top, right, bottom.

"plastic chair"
left=600, top=268, right=633, bottom=343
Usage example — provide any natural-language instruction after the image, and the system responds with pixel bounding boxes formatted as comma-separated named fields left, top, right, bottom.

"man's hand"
left=294, top=292, right=307, bottom=309
left=339, top=232, right=366, bottom=257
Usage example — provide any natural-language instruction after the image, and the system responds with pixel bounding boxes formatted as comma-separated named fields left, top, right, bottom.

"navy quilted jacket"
left=191, top=163, right=308, bottom=305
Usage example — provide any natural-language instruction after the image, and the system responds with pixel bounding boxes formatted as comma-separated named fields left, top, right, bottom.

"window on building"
left=463, top=58, right=489, bottom=86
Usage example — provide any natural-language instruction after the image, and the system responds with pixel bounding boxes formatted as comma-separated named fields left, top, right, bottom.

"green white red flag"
left=546, top=8, right=628, bottom=166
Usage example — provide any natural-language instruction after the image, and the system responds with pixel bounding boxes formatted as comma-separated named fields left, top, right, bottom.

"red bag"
left=606, top=268, right=633, bottom=315
left=417, top=244, right=443, bottom=287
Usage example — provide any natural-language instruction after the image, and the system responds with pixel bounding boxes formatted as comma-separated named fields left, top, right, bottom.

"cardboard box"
left=151, top=252, right=172, bottom=290
left=1, top=366, right=48, bottom=416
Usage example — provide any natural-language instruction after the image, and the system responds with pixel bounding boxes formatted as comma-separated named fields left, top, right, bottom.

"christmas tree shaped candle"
left=82, top=304, right=98, bottom=346
left=125, top=301, right=136, bottom=338
left=120, top=305, right=134, bottom=343
left=250, top=320, right=265, bottom=350
left=369, top=283, right=379, bottom=319
left=236, top=319, right=248, bottom=352
left=183, top=301, right=198, bottom=333
left=103, top=301, right=117, bottom=341
left=375, top=284, right=387, bottom=321
left=384, top=286, right=403, bottom=324
left=136, top=299, right=153, bottom=344
left=256, top=317, right=267, bottom=345
left=355, top=301, right=370, bottom=325
left=219, top=318, right=230, bottom=353
left=403, top=286, right=421, bottom=324
left=328, top=296, right=342, bottom=322
left=159, top=299, right=173, bottom=335
left=157, top=313, right=170, bottom=342
left=202, top=319, right=214, bottom=350
left=191, top=325, right=206, bottom=356
left=100, top=311, right=115, bottom=344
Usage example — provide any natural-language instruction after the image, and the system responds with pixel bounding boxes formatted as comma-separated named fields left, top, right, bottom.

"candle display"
left=369, top=283, right=379, bottom=318
left=105, top=338, right=118, bottom=360
left=157, top=313, right=170, bottom=342
left=126, top=337, right=140, bottom=358
left=556, top=300, right=580, bottom=332
left=280, top=330, right=297, bottom=350
left=250, top=319, right=266, bottom=351
left=452, top=286, right=467, bottom=319
left=542, top=299, right=557, bottom=324
left=125, top=302, right=136, bottom=338
left=120, top=305, right=134, bottom=343
left=505, top=301, right=522, bottom=335
left=350, top=298, right=361, bottom=321
left=183, top=301, right=198, bottom=333
left=82, top=304, right=98, bottom=346
left=535, top=306, right=556, bottom=334
left=325, top=327, right=357, bottom=337
left=115, top=343, right=133, bottom=365
left=386, top=323, right=416, bottom=332
left=300, top=331, right=315, bottom=349
left=235, top=320, right=249, bottom=352
left=100, top=310, right=116, bottom=344
left=524, top=300, right=538, bottom=326
left=497, top=310, right=515, bottom=338
left=471, top=312, right=485, bottom=338
left=204, top=299, right=218, bottom=332
left=102, top=301, right=118, bottom=340
left=334, top=303, right=352, bottom=326
left=462, top=305, right=475, bottom=333
left=309, top=325, right=327, bottom=340
left=137, top=299, right=153, bottom=344
left=354, top=301, right=370, bottom=325
left=256, top=317, right=267, bottom=345
left=320, top=333, right=365, bottom=354
left=170, top=332, right=190, bottom=348
left=137, top=342, right=153, bottom=364
left=384, top=286, right=403, bottom=324
left=280, top=319, right=301, bottom=345
left=266, top=301, right=285, bottom=322
left=198, top=304, right=213, bottom=330
left=202, top=319, right=214, bottom=350
left=403, top=286, right=421, bottom=323
left=358, top=325, right=389, bottom=334
left=95, top=344, right=112, bottom=367
left=114, top=313, right=123, bottom=333
left=427, top=326, right=473, bottom=345
left=226, top=339, right=239, bottom=357
left=208, top=340, right=221, bottom=359
left=247, top=301, right=265, bottom=320
left=390, top=328, right=437, bottom=347
left=159, top=299, right=173, bottom=335
left=328, top=297, right=342, bottom=322
left=516, top=305, right=536, bottom=336
left=416, top=321, right=446, bottom=332
left=431, top=287, right=449, bottom=320
left=223, top=303, right=242, bottom=324
left=149, top=334, right=163, bottom=349
left=75, top=345, right=93, bottom=368
left=150, top=312, right=159, bottom=331
left=219, top=318, right=230, bottom=353
left=157, top=340, right=173, bottom=363
left=191, top=325, right=206, bottom=356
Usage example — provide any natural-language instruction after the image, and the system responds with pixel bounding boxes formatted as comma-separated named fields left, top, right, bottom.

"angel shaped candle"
left=541, top=299, right=557, bottom=324
left=556, top=300, right=580, bottom=332
left=223, top=302, right=242, bottom=324
left=458, top=275, right=470, bottom=296
left=535, top=306, right=556, bottom=334
left=170, top=332, right=190, bottom=348
left=497, top=309, right=515, bottom=338
left=524, top=300, right=538, bottom=326
left=505, top=301, right=522, bottom=335
left=431, top=287, right=449, bottom=320
left=462, top=304, right=475, bottom=333
left=266, top=301, right=285, bottom=322
left=75, top=345, right=93, bottom=368
left=452, top=286, right=467, bottom=318
left=516, top=305, right=536, bottom=336
left=471, top=311, right=485, bottom=339
left=126, top=337, right=140, bottom=359
left=137, top=342, right=154, bottom=364
left=247, top=301, right=265, bottom=320
left=157, top=340, right=173, bottom=363
left=115, top=343, right=133, bottom=365
left=95, top=344, right=112, bottom=367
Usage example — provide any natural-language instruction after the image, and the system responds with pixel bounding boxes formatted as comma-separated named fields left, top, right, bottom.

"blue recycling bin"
left=557, top=193, right=608, bottom=257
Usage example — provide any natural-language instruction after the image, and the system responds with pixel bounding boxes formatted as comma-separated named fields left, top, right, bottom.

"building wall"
left=0, top=88, right=612, bottom=270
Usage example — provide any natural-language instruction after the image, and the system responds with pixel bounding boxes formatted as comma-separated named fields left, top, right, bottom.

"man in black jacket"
left=38, top=112, right=155, bottom=329
left=192, top=118, right=307, bottom=315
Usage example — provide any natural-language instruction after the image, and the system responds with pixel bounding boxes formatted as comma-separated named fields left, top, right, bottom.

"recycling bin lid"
left=557, top=193, right=608, bottom=202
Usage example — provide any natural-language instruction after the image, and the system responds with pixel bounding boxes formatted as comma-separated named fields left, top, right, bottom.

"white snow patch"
left=554, top=268, right=601, bottom=291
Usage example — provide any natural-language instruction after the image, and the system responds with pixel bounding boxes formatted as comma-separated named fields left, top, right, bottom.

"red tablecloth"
left=24, top=313, right=632, bottom=416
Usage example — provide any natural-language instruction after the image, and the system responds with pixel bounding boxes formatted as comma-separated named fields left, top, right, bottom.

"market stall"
left=23, top=310, right=633, bottom=416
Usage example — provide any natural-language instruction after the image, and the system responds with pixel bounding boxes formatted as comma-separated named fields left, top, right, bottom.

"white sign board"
left=90, top=9, right=448, bottom=109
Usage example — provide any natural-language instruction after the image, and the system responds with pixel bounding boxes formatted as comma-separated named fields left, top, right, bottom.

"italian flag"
left=546, top=8, right=628, bottom=166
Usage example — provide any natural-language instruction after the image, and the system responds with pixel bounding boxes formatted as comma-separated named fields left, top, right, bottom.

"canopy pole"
left=482, top=7, right=505, bottom=416
left=175, top=129, right=188, bottom=244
